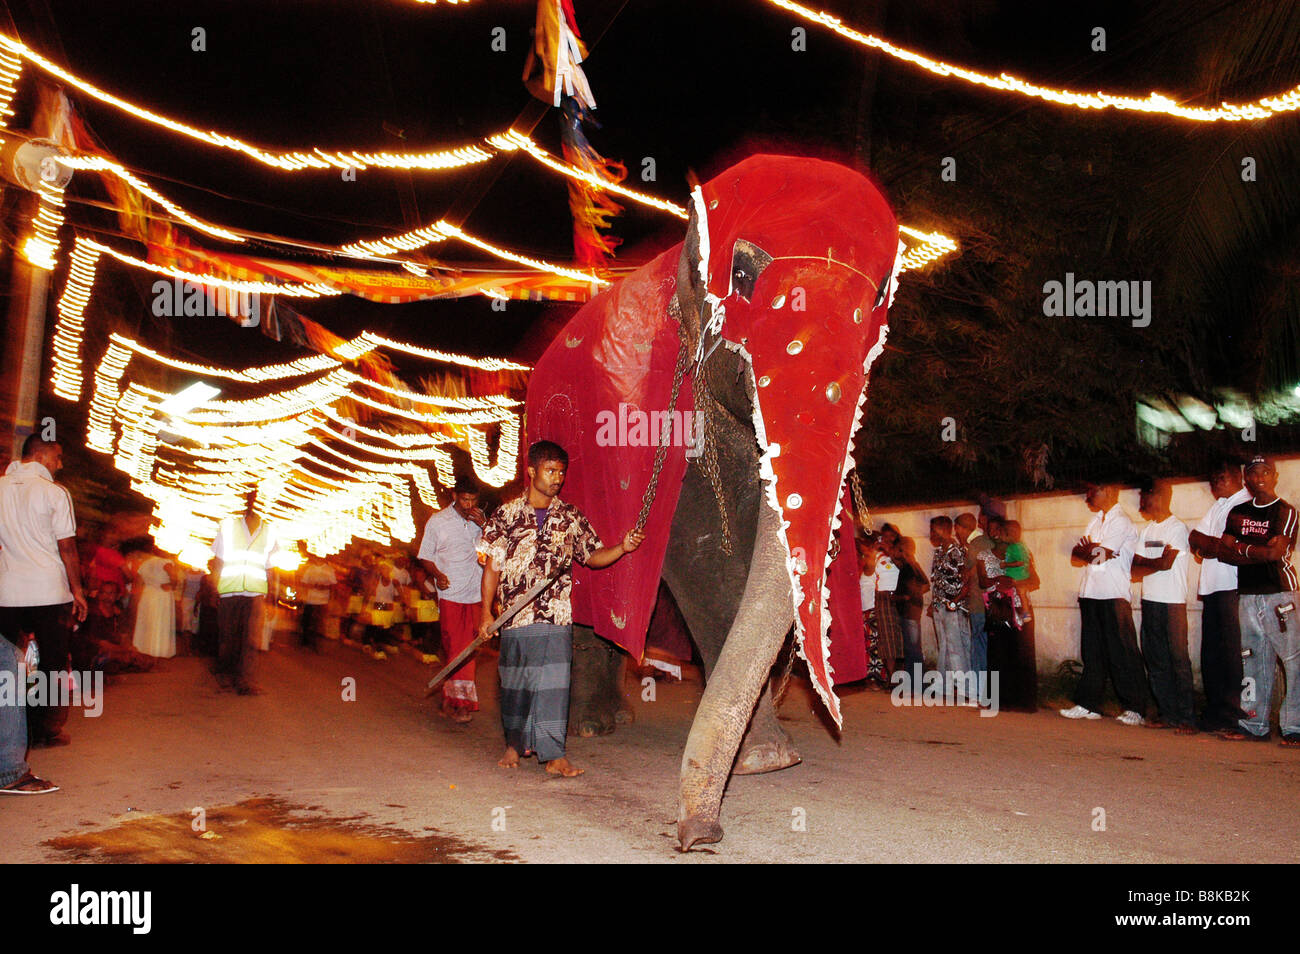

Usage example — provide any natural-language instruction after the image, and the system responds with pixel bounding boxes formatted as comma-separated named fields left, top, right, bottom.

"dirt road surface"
left=3, top=638, right=1297, bottom=863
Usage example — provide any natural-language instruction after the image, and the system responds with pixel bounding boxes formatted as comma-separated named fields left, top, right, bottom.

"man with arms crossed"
left=1062, top=483, right=1150, bottom=725
left=1188, top=459, right=1251, bottom=732
left=1131, top=480, right=1195, bottom=732
left=478, top=441, right=643, bottom=776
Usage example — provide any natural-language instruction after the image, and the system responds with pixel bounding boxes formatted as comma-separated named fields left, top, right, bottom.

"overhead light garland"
left=21, top=178, right=65, bottom=269
left=82, top=321, right=526, bottom=558
left=768, top=0, right=1300, bottom=123
left=1, top=26, right=955, bottom=284
left=0, top=45, right=21, bottom=143
left=897, top=224, right=959, bottom=273
left=51, top=240, right=100, bottom=399
left=0, top=32, right=495, bottom=172
left=488, top=129, right=689, bottom=220
left=56, top=155, right=245, bottom=242
left=85, top=237, right=342, bottom=297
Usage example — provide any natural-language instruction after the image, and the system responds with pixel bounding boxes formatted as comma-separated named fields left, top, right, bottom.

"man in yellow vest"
left=211, top=489, right=279, bottom=694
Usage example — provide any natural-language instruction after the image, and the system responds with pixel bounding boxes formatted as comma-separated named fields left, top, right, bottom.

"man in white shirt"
left=296, top=549, right=337, bottom=651
left=1131, top=480, right=1194, bottom=732
left=1188, top=459, right=1252, bottom=732
left=418, top=475, right=485, bottom=723
left=0, top=436, right=86, bottom=750
left=1062, top=483, right=1150, bottom=724
left=210, top=488, right=278, bottom=695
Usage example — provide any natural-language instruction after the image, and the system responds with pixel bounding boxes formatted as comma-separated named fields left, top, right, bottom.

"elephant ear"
left=693, top=155, right=901, bottom=728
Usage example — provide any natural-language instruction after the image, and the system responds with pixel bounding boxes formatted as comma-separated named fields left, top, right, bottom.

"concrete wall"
left=867, top=456, right=1300, bottom=678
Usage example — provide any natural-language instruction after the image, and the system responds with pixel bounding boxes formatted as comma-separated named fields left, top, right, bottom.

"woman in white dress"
left=132, top=549, right=177, bottom=658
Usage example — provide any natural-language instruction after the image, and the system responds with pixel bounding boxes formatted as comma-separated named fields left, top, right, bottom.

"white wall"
left=868, top=456, right=1300, bottom=677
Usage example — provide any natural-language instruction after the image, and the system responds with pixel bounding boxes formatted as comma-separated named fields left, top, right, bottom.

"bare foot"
left=497, top=746, right=520, bottom=768
left=544, top=757, right=584, bottom=777
left=452, top=710, right=473, bottom=724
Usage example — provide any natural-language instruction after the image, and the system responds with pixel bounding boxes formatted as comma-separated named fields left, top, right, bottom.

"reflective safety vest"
left=217, top=517, right=274, bottom=596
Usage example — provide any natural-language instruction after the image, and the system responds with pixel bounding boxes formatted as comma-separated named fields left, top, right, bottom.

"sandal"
left=1280, top=735, right=1300, bottom=748
left=0, top=772, right=59, bottom=795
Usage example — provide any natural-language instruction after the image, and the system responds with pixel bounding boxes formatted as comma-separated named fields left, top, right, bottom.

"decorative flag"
left=523, top=0, right=625, bottom=267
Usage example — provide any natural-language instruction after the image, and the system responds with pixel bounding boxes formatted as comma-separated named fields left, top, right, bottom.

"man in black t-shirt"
left=1214, top=457, right=1300, bottom=744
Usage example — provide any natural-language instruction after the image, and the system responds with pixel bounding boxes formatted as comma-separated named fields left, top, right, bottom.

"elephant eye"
left=730, top=239, right=773, bottom=301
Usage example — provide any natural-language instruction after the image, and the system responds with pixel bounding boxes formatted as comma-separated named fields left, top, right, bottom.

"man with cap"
left=1212, top=456, right=1300, bottom=744
left=418, top=475, right=486, bottom=723
left=1062, top=482, right=1150, bottom=724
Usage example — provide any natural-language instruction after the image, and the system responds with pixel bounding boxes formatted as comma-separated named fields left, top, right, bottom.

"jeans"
left=1075, top=598, right=1149, bottom=715
left=901, top=618, right=923, bottom=674
left=1199, top=591, right=1246, bottom=729
left=1238, top=592, right=1300, bottom=738
left=933, top=606, right=972, bottom=698
left=0, top=636, right=29, bottom=787
left=1140, top=600, right=1194, bottom=727
left=969, top=610, right=988, bottom=680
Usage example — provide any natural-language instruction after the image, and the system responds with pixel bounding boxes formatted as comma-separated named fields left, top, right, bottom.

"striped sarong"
left=874, top=597, right=903, bottom=667
left=498, top=623, right=573, bottom=762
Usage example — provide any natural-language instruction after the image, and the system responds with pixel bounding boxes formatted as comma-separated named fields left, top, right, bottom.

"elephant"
left=526, top=155, right=899, bottom=850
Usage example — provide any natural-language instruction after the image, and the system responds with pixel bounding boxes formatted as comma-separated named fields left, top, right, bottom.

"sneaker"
left=1060, top=705, right=1101, bottom=720
left=1116, top=710, right=1146, bottom=726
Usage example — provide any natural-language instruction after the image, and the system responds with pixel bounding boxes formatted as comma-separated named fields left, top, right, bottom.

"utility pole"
left=0, top=133, right=72, bottom=462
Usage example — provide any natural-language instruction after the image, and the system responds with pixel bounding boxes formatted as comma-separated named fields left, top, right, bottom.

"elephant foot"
left=574, top=709, right=616, bottom=737
left=677, top=814, right=724, bottom=852
left=733, top=736, right=801, bottom=775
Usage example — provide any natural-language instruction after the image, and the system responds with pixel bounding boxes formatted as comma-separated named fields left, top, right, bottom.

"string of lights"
left=51, top=241, right=100, bottom=399
left=487, top=130, right=690, bottom=220
left=56, top=155, right=245, bottom=242
left=767, top=0, right=1300, bottom=123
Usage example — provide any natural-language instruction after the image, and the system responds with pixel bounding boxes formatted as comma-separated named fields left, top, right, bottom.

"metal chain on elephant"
left=774, top=634, right=797, bottom=706
left=635, top=334, right=691, bottom=533
left=850, top=468, right=872, bottom=533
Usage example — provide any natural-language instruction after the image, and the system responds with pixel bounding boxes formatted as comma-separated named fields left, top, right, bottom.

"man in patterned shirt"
left=477, top=440, right=644, bottom=776
left=928, top=516, right=975, bottom=703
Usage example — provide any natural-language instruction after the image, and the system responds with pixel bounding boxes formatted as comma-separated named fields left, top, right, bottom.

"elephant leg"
left=604, top=642, right=633, bottom=725
left=570, top=624, right=618, bottom=737
left=678, top=500, right=793, bottom=851
left=733, top=677, right=800, bottom=775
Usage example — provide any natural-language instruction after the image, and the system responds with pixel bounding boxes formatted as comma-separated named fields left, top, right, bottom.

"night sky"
left=4, top=0, right=1297, bottom=504
left=5, top=0, right=1195, bottom=359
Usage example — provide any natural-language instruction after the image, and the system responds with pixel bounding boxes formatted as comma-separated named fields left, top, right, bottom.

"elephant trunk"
left=678, top=499, right=794, bottom=851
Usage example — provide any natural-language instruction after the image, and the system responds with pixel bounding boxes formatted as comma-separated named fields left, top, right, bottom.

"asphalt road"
left=3, top=636, right=1297, bottom=864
